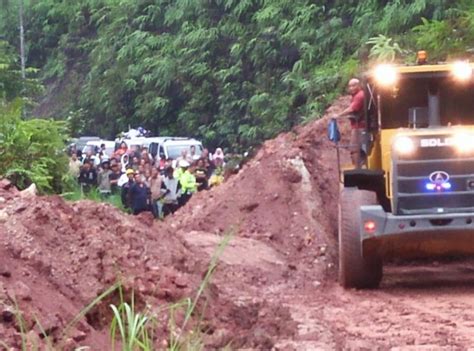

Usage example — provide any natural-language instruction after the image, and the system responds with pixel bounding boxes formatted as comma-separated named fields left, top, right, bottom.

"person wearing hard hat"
left=119, top=168, right=135, bottom=209
left=173, top=160, right=186, bottom=180
left=175, top=160, right=197, bottom=207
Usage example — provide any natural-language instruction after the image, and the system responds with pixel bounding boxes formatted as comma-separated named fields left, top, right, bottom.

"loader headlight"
left=453, top=132, right=474, bottom=153
left=452, top=61, right=473, bottom=82
left=393, top=136, right=415, bottom=155
left=373, top=64, right=398, bottom=87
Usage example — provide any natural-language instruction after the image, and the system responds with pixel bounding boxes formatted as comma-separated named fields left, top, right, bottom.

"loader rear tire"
left=338, top=188, right=382, bottom=289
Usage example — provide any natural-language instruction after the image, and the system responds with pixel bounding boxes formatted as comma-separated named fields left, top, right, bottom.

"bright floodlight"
left=452, top=61, right=473, bottom=82
left=393, top=136, right=415, bottom=155
left=453, top=132, right=474, bottom=153
left=374, top=64, right=398, bottom=87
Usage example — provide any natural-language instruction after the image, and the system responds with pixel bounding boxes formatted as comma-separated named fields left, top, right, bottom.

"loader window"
left=439, top=80, right=474, bottom=125
left=378, top=76, right=474, bottom=129
left=379, top=78, right=428, bottom=129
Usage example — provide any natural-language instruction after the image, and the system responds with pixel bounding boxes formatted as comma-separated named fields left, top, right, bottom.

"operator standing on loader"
left=335, top=78, right=365, bottom=167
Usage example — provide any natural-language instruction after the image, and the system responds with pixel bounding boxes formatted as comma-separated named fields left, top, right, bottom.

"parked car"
left=75, top=136, right=101, bottom=153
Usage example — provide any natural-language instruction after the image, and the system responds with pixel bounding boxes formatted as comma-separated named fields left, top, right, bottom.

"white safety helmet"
left=179, top=160, right=190, bottom=168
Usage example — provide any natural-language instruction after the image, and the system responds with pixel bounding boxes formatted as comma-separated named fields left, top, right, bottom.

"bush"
left=0, top=100, right=69, bottom=193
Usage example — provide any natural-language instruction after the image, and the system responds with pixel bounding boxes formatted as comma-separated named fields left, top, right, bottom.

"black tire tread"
left=338, top=187, right=382, bottom=289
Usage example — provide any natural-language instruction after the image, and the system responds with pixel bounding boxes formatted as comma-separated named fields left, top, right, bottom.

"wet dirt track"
left=276, top=260, right=474, bottom=350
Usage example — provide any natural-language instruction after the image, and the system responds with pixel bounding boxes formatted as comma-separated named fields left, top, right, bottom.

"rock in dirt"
left=71, top=329, right=87, bottom=342
left=19, top=183, right=37, bottom=198
left=281, top=165, right=303, bottom=183
left=239, top=202, right=259, bottom=212
left=0, top=179, right=12, bottom=190
left=0, top=209, right=8, bottom=222
left=0, top=306, right=14, bottom=323
left=9, top=281, right=31, bottom=301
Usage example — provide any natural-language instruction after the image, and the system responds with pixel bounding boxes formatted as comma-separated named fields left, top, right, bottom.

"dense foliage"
left=0, top=40, right=68, bottom=193
left=0, top=100, right=69, bottom=193
left=0, top=40, right=42, bottom=103
left=1, top=0, right=474, bottom=150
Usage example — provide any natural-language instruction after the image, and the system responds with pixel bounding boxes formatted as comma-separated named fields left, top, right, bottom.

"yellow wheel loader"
left=332, top=58, right=474, bottom=288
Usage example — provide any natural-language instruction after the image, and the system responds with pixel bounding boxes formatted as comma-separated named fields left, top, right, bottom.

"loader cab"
left=364, top=62, right=474, bottom=172
left=366, top=63, right=474, bottom=132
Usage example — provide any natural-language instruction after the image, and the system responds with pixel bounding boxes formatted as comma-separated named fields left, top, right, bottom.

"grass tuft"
left=61, top=185, right=126, bottom=211
left=109, top=232, right=233, bottom=350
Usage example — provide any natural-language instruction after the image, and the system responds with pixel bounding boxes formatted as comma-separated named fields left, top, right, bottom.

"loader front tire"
left=338, top=188, right=382, bottom=289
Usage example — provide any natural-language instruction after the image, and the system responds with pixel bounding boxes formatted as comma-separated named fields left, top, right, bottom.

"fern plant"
left=366, top=34, right=404, bottom=62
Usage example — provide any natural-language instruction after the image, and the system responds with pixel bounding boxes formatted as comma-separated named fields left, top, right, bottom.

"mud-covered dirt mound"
left=0, top=185, right=209, bottom=348
left=0, top=98, right=350, bottom=349
left=0, top=185, right=311, bottom=349
left=172, top=97, right=350, bottom=278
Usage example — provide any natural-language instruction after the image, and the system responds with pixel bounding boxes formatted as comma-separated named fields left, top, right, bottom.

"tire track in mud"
left=272, top=260, right=474, bottom=350
left=193, top=228, right=474, bottom=350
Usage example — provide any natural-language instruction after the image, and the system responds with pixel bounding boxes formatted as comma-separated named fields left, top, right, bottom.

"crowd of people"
left=68, top=143, right=226, bottom=218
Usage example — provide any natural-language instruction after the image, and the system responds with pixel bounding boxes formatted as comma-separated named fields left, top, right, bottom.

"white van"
left=82, top=140, right=115, bottom=158
left=114, top=137, right=148, bottom=153
left=148, top=137, right=203, bottom=160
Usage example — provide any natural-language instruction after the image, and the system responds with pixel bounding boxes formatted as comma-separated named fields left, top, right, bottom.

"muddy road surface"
left=277, top=259, right=474, bottom=349
left=186, top=226, right=474, bottom=349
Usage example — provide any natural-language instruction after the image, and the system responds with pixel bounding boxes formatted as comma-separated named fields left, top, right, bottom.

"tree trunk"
left=19, top=0, right=26, bottom=80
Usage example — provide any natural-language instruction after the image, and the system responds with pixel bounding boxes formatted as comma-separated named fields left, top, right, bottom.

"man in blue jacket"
left=129, top=172, right=151, bottom=215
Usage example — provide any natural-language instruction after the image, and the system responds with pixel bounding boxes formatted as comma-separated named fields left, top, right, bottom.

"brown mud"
left=2, top=97, right=474, bottom=349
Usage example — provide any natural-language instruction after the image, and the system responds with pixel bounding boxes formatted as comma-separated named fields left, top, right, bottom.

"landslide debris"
left=0, top=181, right=207, bottom=348
left=0, top=98, right=349, bottom=349
left=172, top=97, right=350, bottom=278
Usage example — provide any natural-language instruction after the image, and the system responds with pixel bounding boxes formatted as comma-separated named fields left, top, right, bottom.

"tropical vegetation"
left=1, top=0, right=474, bottom=152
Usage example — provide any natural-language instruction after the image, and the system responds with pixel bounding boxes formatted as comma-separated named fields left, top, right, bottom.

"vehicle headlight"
left=393, top=136, right=415, bottom=155
left=373, top=64, right=398, bottom=87
left=453, top=132, right=474, bottom=153
left=452, top=61, right=473, bottom=82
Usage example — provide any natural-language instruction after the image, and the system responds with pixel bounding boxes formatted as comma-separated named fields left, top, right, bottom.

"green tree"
left=0, top=39, right=66, bottom=193
left=0, top=100, right=69, bottom=193
left=1, top=0, right=469, bottom=151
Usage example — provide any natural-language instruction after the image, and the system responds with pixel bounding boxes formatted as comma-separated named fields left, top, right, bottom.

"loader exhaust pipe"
left=428, top=86, right=440, bottom=127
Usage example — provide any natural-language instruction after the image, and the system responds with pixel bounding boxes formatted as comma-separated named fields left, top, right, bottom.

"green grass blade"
left=109, top=314, right=118, bottom=351
left=60, top=282, right=120, bottom=348
left=110, top=304, right=126, bottom=345
left=34, top=315, right=54, bottom=350
left=184, top=233, right=232, bottom=325
left=11, top=297, right=27, bottom=351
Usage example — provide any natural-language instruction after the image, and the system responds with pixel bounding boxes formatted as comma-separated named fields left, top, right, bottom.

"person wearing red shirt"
left=336, top=78, right=366, bottom=167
